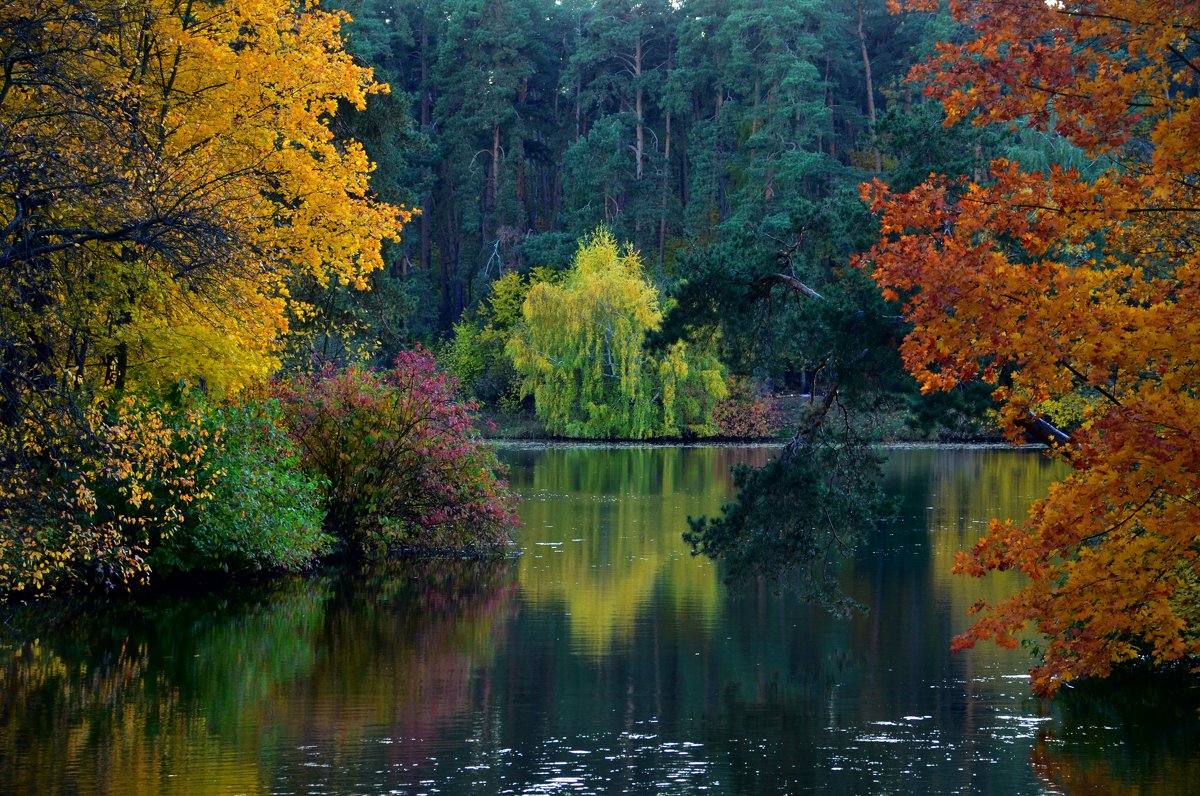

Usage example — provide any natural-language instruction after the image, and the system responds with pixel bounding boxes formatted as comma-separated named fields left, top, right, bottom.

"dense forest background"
left=317, top=0, right=1085, bottom=397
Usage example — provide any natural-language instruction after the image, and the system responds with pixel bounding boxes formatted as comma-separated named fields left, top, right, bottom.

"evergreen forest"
left=324, top=0, right=999, bottom=408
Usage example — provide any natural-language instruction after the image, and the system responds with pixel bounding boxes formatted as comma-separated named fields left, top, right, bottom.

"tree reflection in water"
left=685, top=427, right=889, bottom=616
left=1031, top=668, right=1200, bottom=795
left=0, top=559, right=516, bottom=796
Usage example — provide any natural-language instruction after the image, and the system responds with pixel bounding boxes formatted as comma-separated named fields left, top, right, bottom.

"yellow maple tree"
left=865, top=1, right=1200, bottom=694
left=0, top=0, right=411, bottom=423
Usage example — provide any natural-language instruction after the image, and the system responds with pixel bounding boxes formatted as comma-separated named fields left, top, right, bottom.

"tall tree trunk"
left=634, top=36, right=644, bottom=181
left=490, top=124, right=501, bottom=208
left=824, top=56, right=836, bottom=159
left=682, top=98, right=696, bottom=210
left=658, top=107, right=671, bottom=267
left=750, top=74, right=761, bottom=170
left=714, top=84, right=725, bottom=222
left=517, top=78, right=529, bottom=227
left=483, top=123, right=501, bottom=268
left=420, top=194, right=432, bottom=273
left=516, top=154, right=527, bottom=216
left=575, top=76, right=582, bottom=143
left=857, top=0, right=882, bottom=172
left=437, top=164, right=456, bottom=329
left=658, top=41, right=675, bottom=266
left=419, top=19, right=433, bottom=273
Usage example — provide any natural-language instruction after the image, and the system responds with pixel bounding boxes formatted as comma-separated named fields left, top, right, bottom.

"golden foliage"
left=0, top=0, right=411, bottom=415
left=0, top=398, right=215, bottom=594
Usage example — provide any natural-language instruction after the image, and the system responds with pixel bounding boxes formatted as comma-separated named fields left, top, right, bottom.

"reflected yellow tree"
left=918, top=448, right=1068, bottom=628
left=514, top=446, right=771, bottom=654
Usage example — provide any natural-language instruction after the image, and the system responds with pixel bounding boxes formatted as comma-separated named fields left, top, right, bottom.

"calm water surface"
left=1, top=445, right=1197, bottom=794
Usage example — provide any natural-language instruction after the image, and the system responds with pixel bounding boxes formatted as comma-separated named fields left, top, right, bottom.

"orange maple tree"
left=864, top=1, right=1200, bottom=694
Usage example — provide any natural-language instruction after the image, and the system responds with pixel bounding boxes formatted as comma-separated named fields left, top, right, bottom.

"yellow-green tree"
left=0, top=0, right=410, bottom=433
left=507, top=230, right=725, bottom=438
left=445, top=268, right=556, bottom=405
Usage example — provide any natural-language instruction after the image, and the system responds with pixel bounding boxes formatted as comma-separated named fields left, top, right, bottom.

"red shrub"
left=274, top=349, right=518, bottom=554
left=713, top=379, right=783, bottom=439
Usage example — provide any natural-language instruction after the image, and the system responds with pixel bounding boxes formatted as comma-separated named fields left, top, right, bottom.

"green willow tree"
left=507, top=230, right=725, bottom=438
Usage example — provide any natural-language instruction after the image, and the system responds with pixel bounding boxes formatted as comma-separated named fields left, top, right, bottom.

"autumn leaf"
left=866, top=0, right=1200, bottom=695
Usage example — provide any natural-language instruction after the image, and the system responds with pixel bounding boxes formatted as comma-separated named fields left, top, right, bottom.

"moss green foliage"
left=444, top=269, right=555, bottom=405
left=507, top=230, right=726, bottom=438
left=151, top=401, right=332, bottom=575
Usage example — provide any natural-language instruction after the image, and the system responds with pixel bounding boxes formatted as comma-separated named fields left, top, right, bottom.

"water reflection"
left=0, top=559, right=516, bottom=795
left=1032, top=670, right=1200, bottom=795
left=0, top=445, right=1195, bottom=795
left=506, top=445, right=772, bottom=655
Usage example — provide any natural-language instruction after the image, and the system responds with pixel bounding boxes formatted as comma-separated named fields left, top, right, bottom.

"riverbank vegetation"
left=0, top=0, right=516, bottom=598
left=2, top=0, right=1196, bottom=698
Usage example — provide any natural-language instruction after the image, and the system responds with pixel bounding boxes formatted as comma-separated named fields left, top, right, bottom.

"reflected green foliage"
left=881, top=447, right=1068, bottom=663
left=684, top=428, right=888, bottom=615
left=0, top=558, right=516, bottom=796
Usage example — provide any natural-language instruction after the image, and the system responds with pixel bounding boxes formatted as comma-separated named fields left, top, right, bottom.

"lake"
left=1, top=445, right=1196, bottom=794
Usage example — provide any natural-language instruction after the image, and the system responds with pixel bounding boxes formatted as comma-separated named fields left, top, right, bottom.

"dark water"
left=1, top=445, right=1197, bottom=795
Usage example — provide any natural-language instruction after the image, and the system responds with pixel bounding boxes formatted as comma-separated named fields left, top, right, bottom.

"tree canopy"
left=0, top=0, right=410, bottom=431
left=507, top=229, right=725, bottom=438
left=865, top=0, right=1200, bottom=695
left=331, top=0, right=958, bottom=338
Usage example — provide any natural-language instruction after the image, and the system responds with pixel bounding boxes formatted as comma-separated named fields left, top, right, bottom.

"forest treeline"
left=326, top=0, right=1090, bottom=406
left=339, top=0, right=942, bottom=321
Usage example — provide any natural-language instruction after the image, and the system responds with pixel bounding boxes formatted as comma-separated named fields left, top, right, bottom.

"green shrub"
left=151, top=400, right=331, bottom=575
